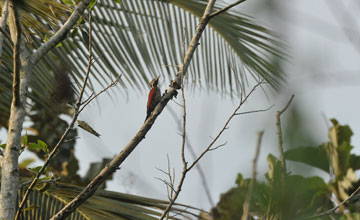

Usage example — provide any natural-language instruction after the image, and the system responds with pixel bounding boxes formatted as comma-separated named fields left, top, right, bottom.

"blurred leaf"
left=77, top=120, right=101, bottom=137
left=19, top=158, right=36, bottom=169
left=113, top=0, right=122, bottom=5
left=284, top=175, right=332, bottom=217
left=23, top=205, right=40, bottom=212
left=62, top=0, right=74, bottom=6
left=88, top=0, right=97, bottom=9
left=37, top=140, right=49, bottom=153
left=214, top=176, right=270, bottom=220
left=39, top=176, right=52, bottom=181
left=267, top=154, right=283, bottom=182
left=28, top=143, right=40, bottom=150
left=28, top=140, right=48, bottom=153
left=350, top=155, right=360, bottom=171
left=0, top=144, right=5, bottom=149
left=29, top=166, right=43, bottom=173
left=284, top=145, right=330, bottom=173
left=23, top=133, right=28, bottom=146
left=329, top=119, right=353, bottom=147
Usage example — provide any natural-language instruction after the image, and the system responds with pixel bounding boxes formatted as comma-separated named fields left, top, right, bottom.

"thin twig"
left=159, top=41, right=189, bottom=220
left=241, top=131, right=264, bottom=220
left=78, top=74, right=122, bottom=114
left=276, top=95, right=294, bottom=176
left=306, top=185, right=360, bottom=219
left=235, top=105, right=274, bottom=115
left=188, top=81, right=264, bottom=171
left=167, top=106, right=215, bottom=206
left=209, top=141, right=227, bottom=151
left=209, top=0, right=247, bottom=18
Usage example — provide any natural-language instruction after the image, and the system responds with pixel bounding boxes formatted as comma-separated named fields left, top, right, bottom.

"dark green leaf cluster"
left=214, top=119, right=360, bottom=220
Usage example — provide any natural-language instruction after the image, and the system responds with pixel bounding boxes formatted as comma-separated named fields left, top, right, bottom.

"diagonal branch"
left=50, top=0, right=218, bottom=219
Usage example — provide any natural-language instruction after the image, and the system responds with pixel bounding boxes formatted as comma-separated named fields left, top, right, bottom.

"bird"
left=146, top=75, right=161, bottom=121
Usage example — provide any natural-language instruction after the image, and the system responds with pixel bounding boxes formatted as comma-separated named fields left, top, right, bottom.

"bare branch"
left=159, top=35, right=189, bottom=220
left=78, top=75, right=122, bottom=114
left=210, top=0, right=247, bottom=18
left=167, top=106, right=215, bottom=207
left=187, top=81, right=264, bottom=171
left=241, top=131, right=264, bottom=220
left=276, top=94, right=295, bottom=176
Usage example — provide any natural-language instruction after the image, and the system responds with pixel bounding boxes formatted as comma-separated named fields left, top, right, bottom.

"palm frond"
left=0, top=0, right=287, bottom=123
left=17, top=181, right=202, bottom=219
left=51, top=0, right=286, bottom=96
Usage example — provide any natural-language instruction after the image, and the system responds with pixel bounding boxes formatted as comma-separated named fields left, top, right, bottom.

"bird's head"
left=149, top=75, right=160, bottom=88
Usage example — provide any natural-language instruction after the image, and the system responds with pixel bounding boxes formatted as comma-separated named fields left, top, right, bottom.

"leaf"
left=29, top=166, right=43, bottom=173
left=81, top=30, right=90, bottom=50
left=19, top=158, right=36, bottom=169
left=77, top=120, right=101, bottom=137
left=37, top=140, right=48, bottom=153
left=88, top=0, right=97, bottom=10
left=284, top=145, right=330, bottom=173
left=267, top=154, right=283, bottom=182
left=56, top=42, right=63, bottom=47
left=70, top=28, right=79, bottom=38
left=350, top=155, right=360, bottom=171
left=0, top=144, right=6, bottom=149
left=285, top=175, right=332, bottom=216
left=23, top=133, right=28, bottom=146
left=39, top=176, right=52, bottom=181
left=62, top=0, right=74, bottom=6
left=28, top=143, right=40, bottom=150
left=329, top=119, right=353, bottom=147
left=28, top=140, right=48, bottom=153
left=23, top=205, right=40, bottom=212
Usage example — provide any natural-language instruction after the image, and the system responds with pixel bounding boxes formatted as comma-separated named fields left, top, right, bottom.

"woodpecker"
left=146, top=75, right=161, bottom=121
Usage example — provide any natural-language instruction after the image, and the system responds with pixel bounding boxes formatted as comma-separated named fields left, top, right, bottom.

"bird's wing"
left=147, top=87, right=157, bottom=111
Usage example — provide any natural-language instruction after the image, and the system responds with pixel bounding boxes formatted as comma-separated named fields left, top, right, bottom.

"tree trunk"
left=0, top=1, right=28, bottom=219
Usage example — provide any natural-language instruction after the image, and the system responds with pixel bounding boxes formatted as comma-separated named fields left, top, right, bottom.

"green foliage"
left=284, top=145, right=330, bottom=173
left=28, top=140, right=49, bottom=154
left=214, top=119, right=360, bottom=219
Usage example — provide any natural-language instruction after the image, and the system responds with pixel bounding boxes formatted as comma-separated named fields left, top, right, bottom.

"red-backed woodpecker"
left=146, top=75, right=161, bottom=121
